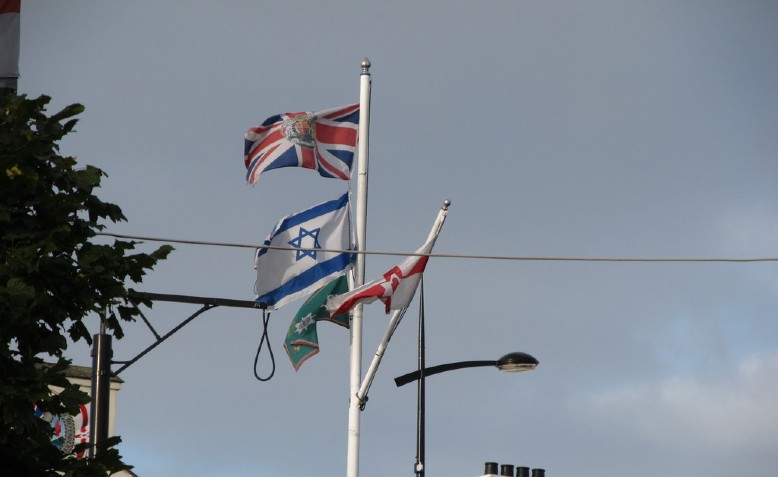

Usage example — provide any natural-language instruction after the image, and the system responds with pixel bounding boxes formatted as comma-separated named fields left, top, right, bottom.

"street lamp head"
left=496, top=352, right=539, bottom=372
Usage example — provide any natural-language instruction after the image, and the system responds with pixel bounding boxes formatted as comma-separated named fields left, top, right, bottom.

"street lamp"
left=394, top=351, right=539, bottom=477
left=394, top=352, right=539, bottom=387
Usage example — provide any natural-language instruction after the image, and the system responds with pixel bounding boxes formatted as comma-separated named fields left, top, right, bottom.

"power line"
left=95, top=232, right=778, bottom=264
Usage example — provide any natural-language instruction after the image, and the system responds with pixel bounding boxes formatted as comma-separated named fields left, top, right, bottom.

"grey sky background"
left=18, top=1, right=778, bottom=476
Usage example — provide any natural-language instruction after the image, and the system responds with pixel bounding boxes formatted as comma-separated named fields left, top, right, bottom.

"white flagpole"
left=356, top=201, right=449, bottom=404
left=358, top=308, right=403, bottom=402
left=347, top=58, right=372, bottom=477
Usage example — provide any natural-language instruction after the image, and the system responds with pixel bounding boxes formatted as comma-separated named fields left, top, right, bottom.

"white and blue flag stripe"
left=255, top=193, right=353, bottom=309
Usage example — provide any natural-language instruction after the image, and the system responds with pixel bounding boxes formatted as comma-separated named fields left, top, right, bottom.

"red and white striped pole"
left=0, top=0, right=20, bottom=97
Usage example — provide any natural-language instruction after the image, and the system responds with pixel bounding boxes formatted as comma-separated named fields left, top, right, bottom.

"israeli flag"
left=255, top=193, right=353, bottom=309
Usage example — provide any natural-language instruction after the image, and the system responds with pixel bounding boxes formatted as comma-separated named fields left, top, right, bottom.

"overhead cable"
left=96, top=232, right=778, bottom=264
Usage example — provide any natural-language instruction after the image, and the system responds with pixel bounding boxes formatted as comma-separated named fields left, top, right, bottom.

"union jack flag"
left=244, top=103, right=359, bottom=184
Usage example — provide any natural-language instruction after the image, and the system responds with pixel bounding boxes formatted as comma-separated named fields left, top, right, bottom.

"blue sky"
left=18, top=1, right=778, bottom=476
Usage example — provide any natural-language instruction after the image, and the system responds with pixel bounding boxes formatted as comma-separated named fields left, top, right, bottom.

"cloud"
left=586, top=349, right=778, bottom=455
left=717, top=201, right=778, bottom=256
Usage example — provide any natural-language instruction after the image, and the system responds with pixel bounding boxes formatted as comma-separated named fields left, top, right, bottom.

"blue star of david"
left=288, top=227, right=321, bottom=260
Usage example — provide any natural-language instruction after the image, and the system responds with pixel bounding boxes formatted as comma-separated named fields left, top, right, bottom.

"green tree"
left=0, top=94, right=172, bottom=475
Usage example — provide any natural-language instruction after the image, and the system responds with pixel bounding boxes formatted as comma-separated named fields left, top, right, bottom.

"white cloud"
left=586, top=350, right=778, bottom=454
left=718, top=202, right=778, bottom=256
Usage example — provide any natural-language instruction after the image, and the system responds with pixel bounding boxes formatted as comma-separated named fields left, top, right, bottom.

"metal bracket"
left=112, top=292, right=259, bottom=376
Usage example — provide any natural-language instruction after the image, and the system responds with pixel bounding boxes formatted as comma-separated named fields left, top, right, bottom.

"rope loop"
left=253, top=307, right=275, bottom=381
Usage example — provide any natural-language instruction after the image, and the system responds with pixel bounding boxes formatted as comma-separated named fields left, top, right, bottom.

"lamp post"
left=394, top=351, right=539, bottom=477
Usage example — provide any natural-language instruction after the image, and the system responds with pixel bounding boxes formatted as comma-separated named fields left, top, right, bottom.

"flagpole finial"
left=361, top=58, right=371, bottom=74
left=442, top=199, right=451, bottom=209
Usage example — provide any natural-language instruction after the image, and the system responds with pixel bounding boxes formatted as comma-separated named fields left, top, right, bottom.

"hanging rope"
left=253, top=307, right=275, bottom=381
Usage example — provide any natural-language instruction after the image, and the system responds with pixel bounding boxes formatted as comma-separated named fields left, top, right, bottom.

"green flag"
left=284, top=274, right=350, bottom=370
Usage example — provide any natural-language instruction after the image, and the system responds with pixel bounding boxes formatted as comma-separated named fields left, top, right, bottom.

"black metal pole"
left=415, top=279, right=425, bottom=477
left=395, top=360, right=497, bottom=387
left=89, top=323, right=112, bottom=457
